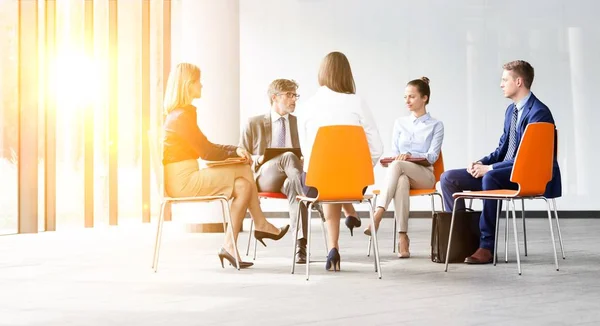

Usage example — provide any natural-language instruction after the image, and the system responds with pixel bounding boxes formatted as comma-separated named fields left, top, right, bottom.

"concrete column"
left=172, top=0, right=241, bottom=230
left=177, top=0, right=240, bottom=145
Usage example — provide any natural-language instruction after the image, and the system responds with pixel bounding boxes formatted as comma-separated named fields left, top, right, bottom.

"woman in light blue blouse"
left=364, top=77, right=444, bottom=258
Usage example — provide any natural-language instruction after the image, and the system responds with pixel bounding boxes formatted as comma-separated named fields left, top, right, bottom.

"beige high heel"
left=398, top=234, right=410, bottom=258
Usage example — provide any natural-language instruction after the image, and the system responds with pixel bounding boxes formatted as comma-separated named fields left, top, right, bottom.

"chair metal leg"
left=306, top=202, right=313, bottom=281
left=320, top=215, right=328, bottom=255
left=543, top=198, right=560, bottom=271
left=522, top=199, right=528, bottom=256
left=368, top=200, right=382, bottom=279
left=434, top=193, right=445, bottom=212
left=221, top=199, right=240, bottom=271
left=509, top=199, right=522, bottom=275
left=468, top=198, right=473, bottom=210
left=152, top=201, right=167, bottom=272
left=246, top=219, right=254, bottom=256
left=444, top=198, right=460, bottom=272
left=505, top=205, right=509, bottom=263
left=493, top=199, right=501, bottom=266
left=430, top=195, right=436, bottom=261
left=253, top=237, right=258, bottom=260
left=367, top=192, right=380, bottom=257
left=291, top=200, right=303, bottom=274
left=392, top=218, right=397, bottom=253
left=551, top=199, right=565, bottom=259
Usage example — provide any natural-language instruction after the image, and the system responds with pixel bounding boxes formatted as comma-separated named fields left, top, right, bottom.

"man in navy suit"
left=440, top=60, right=561, bottom=264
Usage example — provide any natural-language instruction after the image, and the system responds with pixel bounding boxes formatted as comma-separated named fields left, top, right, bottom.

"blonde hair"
left=163, top=63, right=201, bottom=114
left=267, top=79, right=299, bottom=105
left=317, top=51, right=356, bottom=94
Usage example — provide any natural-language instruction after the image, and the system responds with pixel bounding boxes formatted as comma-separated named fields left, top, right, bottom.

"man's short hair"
left=503, top=60, right=535, bottom=89
left=268, top=79, right=299, bottom=105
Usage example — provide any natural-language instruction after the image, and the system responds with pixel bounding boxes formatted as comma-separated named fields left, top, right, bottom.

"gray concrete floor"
left=1, top=217, right=599, bottom=326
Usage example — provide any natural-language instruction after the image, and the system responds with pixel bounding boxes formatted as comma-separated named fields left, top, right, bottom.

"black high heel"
left=344, top=215, right=361, bottom=236
left=325, top=248, right=341, bottom=272
left=218, top=248, right=253, bottom=269
left=254, top=225, right=290, bottom=247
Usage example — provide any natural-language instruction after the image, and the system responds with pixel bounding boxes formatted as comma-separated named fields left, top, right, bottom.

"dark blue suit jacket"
left=479, top=93, right=562, bottom=198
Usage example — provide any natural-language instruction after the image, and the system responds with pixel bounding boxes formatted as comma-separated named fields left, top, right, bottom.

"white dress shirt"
left=297, top=86, right=384, bottom=171
left=391, top=112, right=444, bottom=164
left=270, top=111, right=292, bottom=148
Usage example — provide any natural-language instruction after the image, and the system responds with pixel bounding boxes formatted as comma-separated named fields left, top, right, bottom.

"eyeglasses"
left=276, top=92, right=300, bottom=99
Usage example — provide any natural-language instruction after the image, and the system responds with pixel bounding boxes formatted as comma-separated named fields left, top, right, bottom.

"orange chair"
left=444, top=122, right=559, bottom=275
left=292, top=125, right=382, bottom=280
left=520, top=129, right=565, bottom=260
left=367, top=152, right=445, bottom=256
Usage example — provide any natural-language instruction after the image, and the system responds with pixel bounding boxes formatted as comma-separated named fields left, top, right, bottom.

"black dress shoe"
left=296, top=238, right=307, bottom=264
left=344, top=215, right=361, bottom=236
left=325, top=248, right=341, bottom=271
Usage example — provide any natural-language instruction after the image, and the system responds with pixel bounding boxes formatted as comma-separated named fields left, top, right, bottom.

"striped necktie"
left=504, top=106, right=519, bottom=161
left=274, top=117, right=286, bottom=148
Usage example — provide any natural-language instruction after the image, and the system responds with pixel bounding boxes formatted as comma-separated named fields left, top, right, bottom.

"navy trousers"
left=440, top=167, right=518, bottom=250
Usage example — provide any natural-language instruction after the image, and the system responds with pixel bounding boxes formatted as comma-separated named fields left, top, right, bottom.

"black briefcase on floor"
left=431, top=210, right=481, bottom=263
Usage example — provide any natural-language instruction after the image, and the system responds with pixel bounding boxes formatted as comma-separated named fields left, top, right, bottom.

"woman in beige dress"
left=162, top=63, right=289, bottom=269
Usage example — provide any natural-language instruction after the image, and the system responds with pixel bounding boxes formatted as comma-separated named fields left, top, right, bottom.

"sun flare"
left=49, top=47, right=103, bottom=112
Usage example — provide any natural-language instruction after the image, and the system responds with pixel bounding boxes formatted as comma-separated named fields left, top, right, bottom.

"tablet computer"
left=263, top=147, right=303, bottom=163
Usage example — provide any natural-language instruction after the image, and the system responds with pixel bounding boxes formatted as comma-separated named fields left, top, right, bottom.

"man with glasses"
left=240, top=79, right=310, bottom=264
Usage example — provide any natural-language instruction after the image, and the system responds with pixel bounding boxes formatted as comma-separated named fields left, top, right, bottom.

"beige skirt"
left=164, top=159, right=255, bottom=199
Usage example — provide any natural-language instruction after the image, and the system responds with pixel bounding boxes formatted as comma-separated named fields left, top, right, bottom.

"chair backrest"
left=511, top=122, right=555, bottom=197
left=148, top=129, right=166, bottom=198
left=305, top=125, right=374, bottom=201
left=432, top=150, right=445, bottom=184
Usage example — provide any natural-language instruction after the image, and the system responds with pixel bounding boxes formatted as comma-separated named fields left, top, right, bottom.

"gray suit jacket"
left=239, top=112, right=300, bottom=172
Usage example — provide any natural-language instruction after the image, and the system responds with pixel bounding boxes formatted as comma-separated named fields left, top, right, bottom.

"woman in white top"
left=364, top=77, right=444, bottom=258
left=298, top=51, right=384, bottom=271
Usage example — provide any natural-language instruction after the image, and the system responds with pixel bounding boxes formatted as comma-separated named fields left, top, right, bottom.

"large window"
left=0, top=0, right=19, bottom=234
left=0, top=0, right=172, bottom=232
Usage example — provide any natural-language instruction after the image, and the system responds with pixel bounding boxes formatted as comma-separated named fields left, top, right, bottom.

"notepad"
left=205, top=157, right=248, bottom=167
left=380, top=157, right=430, bottom=166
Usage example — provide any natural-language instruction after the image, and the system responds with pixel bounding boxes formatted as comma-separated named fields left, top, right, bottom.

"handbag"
left=431, top=209, right=481, bottom=263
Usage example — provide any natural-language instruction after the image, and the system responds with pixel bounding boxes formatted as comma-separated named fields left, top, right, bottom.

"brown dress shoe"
left=296, top=239, right=307, bottom=264
left=464, top=248, right=493, bottom=264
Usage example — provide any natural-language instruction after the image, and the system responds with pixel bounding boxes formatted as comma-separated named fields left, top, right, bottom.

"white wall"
left=170, top=0, right=241, bottom=220
left=239, top=0, right=600, bottom=211
left=174, top=0, right=240, bottom=145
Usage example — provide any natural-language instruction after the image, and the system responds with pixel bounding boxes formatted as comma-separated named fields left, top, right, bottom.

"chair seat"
left=258, top=192, right=287, bottom=199
left=296, top=194, right=373, bottom=203
left=409, top=189, right=437, bottom=196
left=164, top=195, right=229, bottom=202
left=372, top=188, right=438, bottom=197
left=453, top=189, right=519, bottom=198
